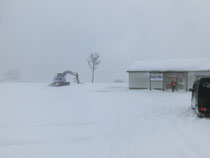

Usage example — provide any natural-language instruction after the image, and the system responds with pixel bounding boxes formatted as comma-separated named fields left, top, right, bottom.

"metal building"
left=127, top=59, right=210, bottom=91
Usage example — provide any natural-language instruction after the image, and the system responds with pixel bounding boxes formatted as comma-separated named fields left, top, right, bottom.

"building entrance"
left=164, top=72, right=187, bottom=91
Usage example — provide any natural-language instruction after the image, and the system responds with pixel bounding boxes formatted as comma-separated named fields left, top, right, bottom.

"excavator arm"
left=62, top=71, right=80, bottom=84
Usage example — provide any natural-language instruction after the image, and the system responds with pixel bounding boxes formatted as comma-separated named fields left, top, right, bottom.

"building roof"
left=127, top=58, right=210, bottom=72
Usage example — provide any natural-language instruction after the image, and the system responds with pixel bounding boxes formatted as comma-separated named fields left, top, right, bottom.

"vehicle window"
left=201, top=82, right=210, bottom=88
left=200, top=81, right=210, bottom=92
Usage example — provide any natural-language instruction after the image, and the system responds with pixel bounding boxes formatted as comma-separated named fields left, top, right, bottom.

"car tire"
left=195, top=105, right=204, bottom=118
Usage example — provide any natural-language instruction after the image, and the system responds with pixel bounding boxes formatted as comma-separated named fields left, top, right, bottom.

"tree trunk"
left=92, top=66, right=94, bottom=83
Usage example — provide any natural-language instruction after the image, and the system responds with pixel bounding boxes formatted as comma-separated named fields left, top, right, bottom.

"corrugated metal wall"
left=129, top=72, right=149, bottom=89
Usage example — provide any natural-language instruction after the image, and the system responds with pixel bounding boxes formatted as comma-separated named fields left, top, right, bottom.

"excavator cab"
left=56, top=73, right=62, bottom=77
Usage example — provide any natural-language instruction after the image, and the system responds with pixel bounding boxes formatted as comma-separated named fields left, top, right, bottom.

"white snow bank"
left=128, top=58, right=210, bottom=72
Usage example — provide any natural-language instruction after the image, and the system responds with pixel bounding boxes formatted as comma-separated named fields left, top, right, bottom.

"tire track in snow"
left=174, top=107, right=206, bottom=158
left=124, top=105, right=200, bottom=158
left=106, top=102, right=151, bottom=158
left=106, top=104, right=203, bottom=158
left=112, top=107, right=177, bottom=158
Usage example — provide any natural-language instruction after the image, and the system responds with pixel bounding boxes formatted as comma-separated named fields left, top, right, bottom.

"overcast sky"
left=1, top=0, right=210, bottom=82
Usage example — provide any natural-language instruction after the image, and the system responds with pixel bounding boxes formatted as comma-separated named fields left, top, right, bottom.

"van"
left=189, top=77, right=210, bottom=118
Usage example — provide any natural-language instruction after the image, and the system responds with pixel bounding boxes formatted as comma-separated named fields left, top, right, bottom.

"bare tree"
left=87, top=53, right=100, bottom=83
left=1, top=70, right=24, bottom=82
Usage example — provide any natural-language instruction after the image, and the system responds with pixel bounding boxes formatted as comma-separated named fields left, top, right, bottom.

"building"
left=127, top=59, right=210, bottom=91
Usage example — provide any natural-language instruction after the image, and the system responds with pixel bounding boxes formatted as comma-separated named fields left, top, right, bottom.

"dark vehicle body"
left=190, top=77, right=210, bottom=118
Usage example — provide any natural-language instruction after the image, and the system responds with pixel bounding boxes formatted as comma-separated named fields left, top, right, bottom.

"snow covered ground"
left=0, top=83, right=210, bottom=158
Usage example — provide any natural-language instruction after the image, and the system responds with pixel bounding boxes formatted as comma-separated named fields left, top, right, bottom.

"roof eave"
left=127, top=69, right=210, bottom=73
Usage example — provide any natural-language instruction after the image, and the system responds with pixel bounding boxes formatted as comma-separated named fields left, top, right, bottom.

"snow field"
left=0, top=83, right=209, bottom=158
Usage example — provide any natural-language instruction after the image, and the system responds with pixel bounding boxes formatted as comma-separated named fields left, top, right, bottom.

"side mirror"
left=189, top=88, right=193, bottom=92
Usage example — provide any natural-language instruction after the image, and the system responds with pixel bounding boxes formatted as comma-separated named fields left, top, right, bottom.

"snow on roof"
left=128, top=58, right=210, bottom=72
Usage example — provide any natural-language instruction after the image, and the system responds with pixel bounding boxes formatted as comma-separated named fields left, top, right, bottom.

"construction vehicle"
left=50, top=70, right=80, bottom=87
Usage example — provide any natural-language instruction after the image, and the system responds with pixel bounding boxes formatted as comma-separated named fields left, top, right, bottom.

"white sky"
left=1, top=0, right=210, bottom=82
